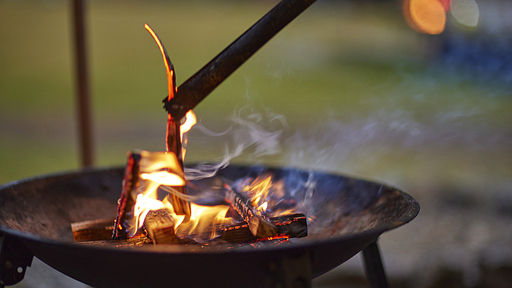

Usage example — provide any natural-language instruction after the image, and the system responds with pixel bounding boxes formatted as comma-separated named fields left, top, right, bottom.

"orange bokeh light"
left=403, top=0, right=447, bottom=35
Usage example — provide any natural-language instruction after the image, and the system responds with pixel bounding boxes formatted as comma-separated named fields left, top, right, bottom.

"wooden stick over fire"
left=165, top=0, right=317, bottom=120
left=145, top=24, right=191, bottom=216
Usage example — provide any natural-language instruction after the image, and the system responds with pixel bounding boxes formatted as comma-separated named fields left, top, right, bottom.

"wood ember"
left=144, top=209, right=178, bottom=244
left=224, top=185, right=277, bottom=238
left=272, top=213, right=308, bottom=238
left=71, top=218, right=114, bottom=242
left=220, top=213, right=308, bottom=243
left=220, top=222, right=255, bottom=243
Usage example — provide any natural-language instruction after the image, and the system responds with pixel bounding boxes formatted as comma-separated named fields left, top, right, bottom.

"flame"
left=238, top=175, right=299, bottom=218
left=176, top=203, right=233, bottom=242
left=133, top=193, right=166, bottom=232
left=180, top=111, right=197, bottom=138
left=180, top=110, right=197, bottom=160
left=140, top=171, right=185, bottom=186
left=245, top=175, right=273, bottom=215
left=125, top=150, right=233, bottom=242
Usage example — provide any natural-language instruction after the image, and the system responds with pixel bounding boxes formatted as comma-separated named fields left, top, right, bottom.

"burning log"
left=224, top=185, right=277, bottom=238
left=112, top=151, right=186, bottom=240
left=144, top=209, right=178, bottom=244
left=112, top=152, right=142, bottom=240
left=220, top=213, right=308, bottom=243
left=271, top=213, right=308, bottom=238
left=73, top=212, right=306, bottom=245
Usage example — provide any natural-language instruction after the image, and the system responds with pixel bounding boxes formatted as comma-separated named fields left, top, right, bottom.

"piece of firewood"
left=113, top=151, right=187, bottom=240
left=220, top=213, right=308, bottom=243
left=71, top=218, right=114, bottom=242
left=113, top=152, right=142, bottom=240
left=224, top=184, right=277, bottom=238
left=144, top=24, right=191, bottom=217
left=78, top=236, right=152, bottom=247
left=272, top=213, right=308, bottom=238
left=220, top=222, right=255, bottom=243
left=144, top=209, right=178, bottom=244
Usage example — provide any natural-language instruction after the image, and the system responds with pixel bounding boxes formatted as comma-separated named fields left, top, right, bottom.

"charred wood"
left=272, top=213, right=308, bottom=238
left=112, top=152, right=141, bottom=240
left=220, top=213, right=308, bottom=243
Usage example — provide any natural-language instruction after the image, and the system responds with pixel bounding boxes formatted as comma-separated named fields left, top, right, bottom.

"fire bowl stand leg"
left=0, top=235, right=34, bottom=287
left=362, top=240, right=390, bottom=288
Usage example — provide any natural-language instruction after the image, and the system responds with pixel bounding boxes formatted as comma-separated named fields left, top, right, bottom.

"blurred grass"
left=1, top=0, right=511, bottom=190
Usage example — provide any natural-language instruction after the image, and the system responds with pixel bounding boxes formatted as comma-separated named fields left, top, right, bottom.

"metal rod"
left=72, top=0, right=94, bottom=167
left=362, top=240, right=390, bottom=288
left=164, top=0, right=317, bottom=120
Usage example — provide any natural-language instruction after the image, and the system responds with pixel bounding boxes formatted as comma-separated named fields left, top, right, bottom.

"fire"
left=244, top=174, right=273, bottom=215
left=176, top=203, right=233, bottom=242
left=180, top=110, right=197, bottom=160
left=124, top=150, right=234, bottom=242
left=112, top=25, right=304, bottom=245
left=239, top=174, right=297, bottom=217
left=132, top=193, right=165, bottom=233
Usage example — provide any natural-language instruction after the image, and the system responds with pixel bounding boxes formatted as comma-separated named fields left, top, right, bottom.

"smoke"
left=184, top=105, right=287, bottom=181
left=185, top=68, right=512, bottom=191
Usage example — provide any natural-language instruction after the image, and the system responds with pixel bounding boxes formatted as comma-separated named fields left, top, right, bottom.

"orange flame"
left=176, top=203, right=233, bottom=241
left=126, top=150, right=233, bottom=241
left=246, top=175, right=273, bottom=215
left=180, top=110, right=197, bottom=160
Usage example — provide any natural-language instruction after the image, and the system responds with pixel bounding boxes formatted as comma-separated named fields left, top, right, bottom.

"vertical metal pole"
left=362, top=240, right=390, bottom=288
left=72, top=0, right=94, bottom=167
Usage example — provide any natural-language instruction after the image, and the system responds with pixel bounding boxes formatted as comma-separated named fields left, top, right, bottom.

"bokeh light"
left=403, top=0, right=480, bottom=34
left=450, top=0, right=479, bottom=27
left=403, top=0, right=447, bottom=35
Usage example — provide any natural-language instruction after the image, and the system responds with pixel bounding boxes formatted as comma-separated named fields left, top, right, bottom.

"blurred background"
left=1, top=0, right=511, bottom=287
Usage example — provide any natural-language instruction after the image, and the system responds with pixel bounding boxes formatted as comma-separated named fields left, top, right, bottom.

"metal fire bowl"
left=0, top=165, right=419, bottom=288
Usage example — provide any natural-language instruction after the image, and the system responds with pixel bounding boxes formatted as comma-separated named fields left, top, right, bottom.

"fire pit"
left=0, top=164, right=418, bottom=287
left=0, top=0, right=420, bottom=287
